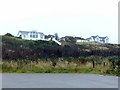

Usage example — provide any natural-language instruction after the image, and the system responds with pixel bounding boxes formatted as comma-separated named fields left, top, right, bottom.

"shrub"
left=4, top=33, right=14, bottom=37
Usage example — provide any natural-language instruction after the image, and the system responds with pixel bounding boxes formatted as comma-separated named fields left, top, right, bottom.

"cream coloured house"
left=17, top=30, right=45, bottom=40
left=17, top=30, right=61, bottom=45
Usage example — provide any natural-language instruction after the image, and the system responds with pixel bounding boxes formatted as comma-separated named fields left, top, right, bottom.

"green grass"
left=2, top=58, right=120, bottom=76
left=2, top=35, right=59, bottom=49
left=76, top=42, right=99, bottom=45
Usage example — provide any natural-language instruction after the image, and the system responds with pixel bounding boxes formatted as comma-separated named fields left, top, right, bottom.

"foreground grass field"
left=1, top=57, right=120, bottom=76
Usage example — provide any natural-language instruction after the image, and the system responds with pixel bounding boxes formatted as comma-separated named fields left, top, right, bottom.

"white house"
left=85, top=35, right=109, bottom=43
left=99, top=36, right=109, bottom=43
left=85, top=37, right=92, bottom=42
left=75, top=37, right=85, bottom=42
left=17, top=30, right=61, bottom=45
left=90, top=35, right=100, bottom=42
left=17, top=30, right=45, bottom=40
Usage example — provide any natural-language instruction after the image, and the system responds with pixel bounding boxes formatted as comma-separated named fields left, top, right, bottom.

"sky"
left=0, top=0, right=119, bottom=44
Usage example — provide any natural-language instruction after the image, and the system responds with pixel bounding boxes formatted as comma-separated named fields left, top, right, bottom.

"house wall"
left=95, top=37, right=100, bottom=42
left=39, top=34, right=45, bottom=40
left=90, top=38, right=94, bottom=42
left=21, top=33, right=29, bottom=40
left=105, top=37, right=109, bottom=43
left=29, top=32, right=45, bottom=40
left=23, top=33, right=29, bottom=39
left=76, top=40, right=85, bottom=42
left=17, top=32, right=29, bottom=40
left=18, top=31, right=45, bottom=41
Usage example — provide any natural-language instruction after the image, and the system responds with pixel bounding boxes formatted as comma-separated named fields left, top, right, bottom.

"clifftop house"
left=17, top=30, right=61, bottom=45
left=17, top=30, right=45, bottom=40
left=85, top=35, right=109, bottom=43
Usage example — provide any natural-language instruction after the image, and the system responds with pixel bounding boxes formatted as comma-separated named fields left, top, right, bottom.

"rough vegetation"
left=1, top=33, right=120, bottom=75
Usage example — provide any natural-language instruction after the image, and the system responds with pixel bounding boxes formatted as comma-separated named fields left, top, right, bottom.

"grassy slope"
left=2, top=35, right=60, bottom=48
left=1, top=35, right=120, bottom=75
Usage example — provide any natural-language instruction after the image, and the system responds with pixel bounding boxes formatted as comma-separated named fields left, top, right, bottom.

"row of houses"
left=17, top=30, right=109, bottom=45
left=59, top=35, right=109, bottom=43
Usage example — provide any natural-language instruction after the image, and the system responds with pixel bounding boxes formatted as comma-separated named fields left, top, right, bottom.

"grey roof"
left=75, top=37, right=85, bottom=40
left=18, top=30, right=44, bottom=35
left=86, top=37, right=91, bottom=40
left=91, top=35, right=99, bottom=39
left=99, top=36, right=108, bottom=39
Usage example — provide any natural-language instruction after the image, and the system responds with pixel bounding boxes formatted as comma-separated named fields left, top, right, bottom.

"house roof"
left=45, top=34, right=54, bottom=39
left=91, top=35, right=99, bottom=39
left=86, top=37, right=91, bottom=40
left=99, top=36, right=108, bottom=39
left=18, top=30, right=44, bottom=35
left=75, top=37, right=85, bottom=40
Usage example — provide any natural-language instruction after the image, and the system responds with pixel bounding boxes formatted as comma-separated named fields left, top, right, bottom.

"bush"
left=4, top=33, right=14, bottom=37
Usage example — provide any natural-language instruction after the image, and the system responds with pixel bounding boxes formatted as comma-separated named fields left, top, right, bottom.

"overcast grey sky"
left=0, top=0, right=119, bottom=43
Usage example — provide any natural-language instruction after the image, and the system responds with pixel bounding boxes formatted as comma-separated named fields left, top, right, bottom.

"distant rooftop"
left=18, top=30, right=44, bottom=35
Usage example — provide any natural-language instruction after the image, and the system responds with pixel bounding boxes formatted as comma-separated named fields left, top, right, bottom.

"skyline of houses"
left=17, top=30, right=109, bottom=45
left=60, top=35, right=109, bottom=44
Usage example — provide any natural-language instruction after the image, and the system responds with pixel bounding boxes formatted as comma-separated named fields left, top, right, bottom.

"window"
left=33, top=35, right=35, bottom=38
left=23, top=35, right=26, bottom=38
left=36, top=35, right=38, bottom=38
left=30, top=35, right=32, bottom=38
left=40, top=35, right=43, bottom=39
left=30, top=32, right=38, bottom=38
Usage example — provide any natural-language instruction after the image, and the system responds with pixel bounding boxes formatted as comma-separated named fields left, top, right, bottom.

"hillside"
left=1, top=35, right=120, bottom=60
left=1, top=35, right=120, bottom=75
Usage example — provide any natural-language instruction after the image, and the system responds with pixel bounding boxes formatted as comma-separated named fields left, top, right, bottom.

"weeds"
left=2, top=57, right=120, bottom=76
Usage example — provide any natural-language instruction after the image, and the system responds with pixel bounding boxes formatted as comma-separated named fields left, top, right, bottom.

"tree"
left=65, top=36, right=76, bottom=43
left=4, top=33, right=14, bottom=37
left=54, top=33, right=59, bottom=41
